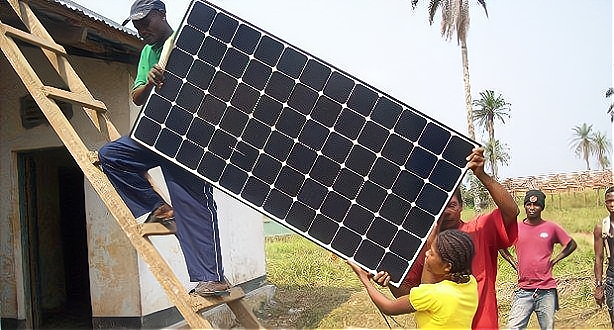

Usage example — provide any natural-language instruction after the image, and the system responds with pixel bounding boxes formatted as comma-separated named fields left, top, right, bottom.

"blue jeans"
left=99, top=136, right=224, bottom=282
left=507, top=288, right=558, bottom=330
left=605, top=275, right=614, bottom=311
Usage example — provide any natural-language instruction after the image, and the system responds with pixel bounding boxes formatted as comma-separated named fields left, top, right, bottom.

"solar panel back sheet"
left=130, top=0, right=478, bottom=287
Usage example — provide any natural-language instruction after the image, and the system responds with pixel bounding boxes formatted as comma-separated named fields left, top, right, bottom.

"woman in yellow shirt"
left=349, top=229, right=478, bottom=329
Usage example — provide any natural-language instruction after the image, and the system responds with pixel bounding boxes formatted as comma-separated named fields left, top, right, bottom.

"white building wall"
left=0, top=48, right=266, bottom=320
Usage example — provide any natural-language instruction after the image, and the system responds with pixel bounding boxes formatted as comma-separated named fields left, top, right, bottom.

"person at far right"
left=593, top=185, right=614, bottom=329
left=500, top=189, right=577, bottom=330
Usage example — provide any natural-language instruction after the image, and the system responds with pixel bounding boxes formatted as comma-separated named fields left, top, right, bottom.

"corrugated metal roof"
left=48, top=0, right=139, bottom=37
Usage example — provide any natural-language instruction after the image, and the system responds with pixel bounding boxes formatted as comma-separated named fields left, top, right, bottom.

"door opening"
left=18, top=148, right=93, bottom=329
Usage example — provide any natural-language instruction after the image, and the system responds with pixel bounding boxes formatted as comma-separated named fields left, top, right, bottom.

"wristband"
left=596, top=280, right=603, bottom=287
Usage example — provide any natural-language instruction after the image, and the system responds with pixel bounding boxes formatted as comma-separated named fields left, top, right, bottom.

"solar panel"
left=130, top=0, right=478, bottom=287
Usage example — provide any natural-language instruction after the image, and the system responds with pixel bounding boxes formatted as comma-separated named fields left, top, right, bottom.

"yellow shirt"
left=409, top=275, right=478, bottom=329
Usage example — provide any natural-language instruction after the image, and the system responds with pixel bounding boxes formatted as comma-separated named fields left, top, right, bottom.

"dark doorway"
left=18, top=148, right=93, bottom=329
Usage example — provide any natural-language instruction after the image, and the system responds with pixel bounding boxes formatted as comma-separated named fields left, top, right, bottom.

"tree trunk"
left=487, top=117, right=495, bottom=141
left=460, top=39, right=481, bottom=213
left=611, top=113, right=614, bottom=181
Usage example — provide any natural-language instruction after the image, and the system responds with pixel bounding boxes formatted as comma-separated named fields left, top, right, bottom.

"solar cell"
left=130, top=0, right=478, bottom=287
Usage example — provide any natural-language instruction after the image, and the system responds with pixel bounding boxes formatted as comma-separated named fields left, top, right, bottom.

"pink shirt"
left=403, top=209, right=518, bottom=329
left=515, top=220, right=572, bottom=289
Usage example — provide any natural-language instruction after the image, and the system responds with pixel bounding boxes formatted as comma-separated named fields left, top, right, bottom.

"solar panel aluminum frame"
left=129, top=0, right=479, bottom=287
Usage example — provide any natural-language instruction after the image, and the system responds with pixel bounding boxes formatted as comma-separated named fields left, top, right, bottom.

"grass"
left=256, top=189, right=614, bottom=329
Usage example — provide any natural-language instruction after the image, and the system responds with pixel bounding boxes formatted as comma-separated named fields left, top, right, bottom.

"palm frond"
left=428, top=0, right=441, bottom=25
left=472, top=89, right=511, bottom=137
left=477, top=0, right=488, bottom=17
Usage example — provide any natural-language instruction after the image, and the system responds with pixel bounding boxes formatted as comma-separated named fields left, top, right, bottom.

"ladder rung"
left=140, top=222, right=177, bottom=236
left=43, top=86, right=107, bottom=112
left=2, top=0, right=263, bottom=327
left=189, top=287, right=246, bottom=312
left=1, top=23, right=66, bottom=55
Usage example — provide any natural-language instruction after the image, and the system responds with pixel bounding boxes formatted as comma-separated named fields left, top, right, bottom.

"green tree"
left=472, top=89, right=511, bottom=142
left=412, top=0, right=488, bottom=140
left=465, top=138, right=510, bottom=209
left=412, top=0, right=488, bottom=212
left=593, top=130, right=611, bottom=170
left=483, top=138, right=510, bottom=180
left=570, top=123, right=595, bottom=170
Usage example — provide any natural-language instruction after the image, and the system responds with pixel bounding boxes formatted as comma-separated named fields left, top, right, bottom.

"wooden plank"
left=188, top=287, right=246, bottom=312
left=43, top=86, right=107, bottom=112
left=100, top=112, right=121, bottom=141
left=8, top=2, right=120, bottom=142
left=7, top=0, right=19, bottom=14
left=157, top=33, right=176, bottom=70
left=227, top=298, right=264, bottom=329
left=140, top=222, right=176, bottom=236
left=0, top=17, right=213, bottom=330
left=188, top=287, right=263, bottom=329
left=4, top=4, right=262, bottom=329
left=1, top=23, right=66, bottom=54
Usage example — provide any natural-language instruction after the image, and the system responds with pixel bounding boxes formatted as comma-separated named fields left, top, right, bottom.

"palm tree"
left=483, top=138, right=510, bottom=180
left=411, top=0, right=488, bottom=211
left=472, top=90, right=511, bottom=142
left=465, top=137, right=508, bottom=209
left=412, top=0, right=488, bottom=140
left=593, top=131, right=611, bottom=170
left=606, top=87, right=614, bottom=116
left=605, top=88, right=613, bottom=178
left=570, top=123, right=595, bottom=170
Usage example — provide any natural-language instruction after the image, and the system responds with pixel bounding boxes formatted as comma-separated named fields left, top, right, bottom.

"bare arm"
left=348, top=262, right=415, bottom=315
left=594, top=224, right=605, bottom=307
left=499, top=248, right=518, bottom=271
left=551, top=238, right=577, bottom=267
left=467, top=147, right=519, bottom=226
left=132, top=64, right=165, bottom=106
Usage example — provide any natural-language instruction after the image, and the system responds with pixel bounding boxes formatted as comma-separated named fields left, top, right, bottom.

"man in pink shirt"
left=500, top=190, right=577, bottom=330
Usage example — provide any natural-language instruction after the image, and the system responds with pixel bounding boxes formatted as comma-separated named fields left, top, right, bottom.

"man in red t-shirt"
left=374, top=147, right=519, bottom=329
left=500, top=190, right=576, bottom=330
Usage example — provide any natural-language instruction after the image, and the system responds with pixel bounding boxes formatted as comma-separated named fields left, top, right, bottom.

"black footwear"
left=144, top=204, right=177, bottom=233
left=191, top=280, right=230, bottom=297
left=145, top=203, right=174, bottom=222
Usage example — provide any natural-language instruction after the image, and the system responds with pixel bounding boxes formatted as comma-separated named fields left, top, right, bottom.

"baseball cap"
left=122, top=0, right=166, bottom=26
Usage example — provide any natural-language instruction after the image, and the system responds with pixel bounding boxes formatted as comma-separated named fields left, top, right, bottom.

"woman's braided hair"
left=435, top=229, right=475, bottom=284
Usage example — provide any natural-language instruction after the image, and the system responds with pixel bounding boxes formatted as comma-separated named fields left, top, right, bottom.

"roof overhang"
left=1, top=0, right=144, bottom=64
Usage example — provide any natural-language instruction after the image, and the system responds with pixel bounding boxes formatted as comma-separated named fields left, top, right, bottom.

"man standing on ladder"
left=98, top=0, right=229, bottom=297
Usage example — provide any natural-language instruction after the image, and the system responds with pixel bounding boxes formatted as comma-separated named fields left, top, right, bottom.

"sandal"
left=144, top=204, right=177, bottom=234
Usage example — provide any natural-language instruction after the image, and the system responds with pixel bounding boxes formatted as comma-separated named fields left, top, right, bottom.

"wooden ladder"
left=0, top=1, right=262, bottom=329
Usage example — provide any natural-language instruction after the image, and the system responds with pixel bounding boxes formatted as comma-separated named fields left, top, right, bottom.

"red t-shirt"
left=515, top=220, right=571, bottom=289
left=402, top=209, right=518, bottom=329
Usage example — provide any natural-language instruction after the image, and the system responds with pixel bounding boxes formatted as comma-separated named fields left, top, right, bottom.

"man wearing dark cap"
left=98, top=0, right=229, bottom=296
left=500, top=189, right=577, bottom=330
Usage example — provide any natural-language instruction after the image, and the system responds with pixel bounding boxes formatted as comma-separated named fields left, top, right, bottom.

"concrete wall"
left=0, top=46, right=266, bottom=322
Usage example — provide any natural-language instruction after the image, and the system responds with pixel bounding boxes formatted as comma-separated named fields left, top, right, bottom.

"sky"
left=72, top=0, right=613, bottom=179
